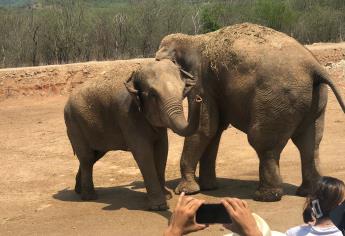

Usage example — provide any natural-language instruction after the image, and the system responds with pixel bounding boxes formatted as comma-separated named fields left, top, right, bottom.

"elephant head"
left=155, top=33, right=202, bottom=77
left=124, top=59, right=202, bottom=137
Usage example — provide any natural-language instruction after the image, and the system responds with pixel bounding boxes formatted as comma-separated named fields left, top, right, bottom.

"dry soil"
left=0, top=44, right=344, bottom=235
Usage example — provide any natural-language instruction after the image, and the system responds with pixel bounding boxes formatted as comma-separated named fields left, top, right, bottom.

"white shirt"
left=286, top=224, right=342, bottom=236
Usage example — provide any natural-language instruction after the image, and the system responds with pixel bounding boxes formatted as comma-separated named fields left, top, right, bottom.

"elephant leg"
left=291, top=112, right=324, bottom=197
left=254, top=149, right=284, bottom=201
left=78, top=149, right=105, bottom=200
left=79, top=159, right=98, bottom=200
left=175, top=134, right=215, bottom=195
left=153, top=131, right=172, bottom=200
left=176, top=96, right=219, bottom=195
left=75, top=167, right=81, bottom=194
left=131, top=143, right=168, bottom=211
left=199, top=129, right=223, bottom=191
left=248, top=119, right=291, bottom=201
left=67, top=119, right=104, bottom=200
left=75, top=150, right=105, bottom=195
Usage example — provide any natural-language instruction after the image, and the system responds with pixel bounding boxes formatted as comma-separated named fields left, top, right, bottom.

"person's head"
left=303, top=176, right=345, bottom=223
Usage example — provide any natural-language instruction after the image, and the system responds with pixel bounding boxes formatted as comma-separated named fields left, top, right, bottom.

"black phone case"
left=196, top=204, right=232, bottom=224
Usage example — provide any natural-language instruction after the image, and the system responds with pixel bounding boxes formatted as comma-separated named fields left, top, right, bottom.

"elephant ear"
left=180, top=68, right=197, bottom=97
left=124, top=71, right=142, bottom=111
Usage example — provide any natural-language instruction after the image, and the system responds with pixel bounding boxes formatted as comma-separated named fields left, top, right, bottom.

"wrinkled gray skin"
left=156, top=23, right=345, bottom=201
left=64, top=59, right=202, bottom=210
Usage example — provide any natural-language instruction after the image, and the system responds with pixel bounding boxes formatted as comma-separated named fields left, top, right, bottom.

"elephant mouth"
left=195, top=96, right=202, bottom=103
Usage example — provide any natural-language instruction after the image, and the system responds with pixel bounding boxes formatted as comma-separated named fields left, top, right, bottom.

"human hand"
left=221, top=198, right=262, bottom=236
left=164, top=192, right=208, bottom=236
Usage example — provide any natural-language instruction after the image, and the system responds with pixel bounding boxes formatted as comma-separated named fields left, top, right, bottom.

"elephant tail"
left=313, top=66, right=345, bottom=113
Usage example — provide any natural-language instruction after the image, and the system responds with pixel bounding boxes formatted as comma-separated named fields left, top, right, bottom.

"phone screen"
left=196, top=203, right=232, bottom=224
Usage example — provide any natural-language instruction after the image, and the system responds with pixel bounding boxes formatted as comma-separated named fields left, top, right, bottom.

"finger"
left=176, top=192, right=185, bottom=207
left=184, top=224, right=208, bottom=235
left=236, top=198, right=246, bottom=208
left=188, top=198, right=204, bottom=207
left=221, top=199, right=235, bottom=215
left=228, top=198, right=242, bottom=211
left=195, top=223, right=208, bottom=230
left=223, top=197, right=236, bottom=206
left=222, top=198, right=237, bottom=211
left=221, top=198, right=230, bottom=205
left=183, top=196, right=195, bottom=206
left=233, top=198, right=249, bottom=212
left=242, top=200, right=248, bottom=208
left=233, top=198, right=245, bottom=208
left=188, top=199, right=204, bottom=212
left=186, top=198, right=199, bottom=211
left=189, top=223, right=208, bottom=233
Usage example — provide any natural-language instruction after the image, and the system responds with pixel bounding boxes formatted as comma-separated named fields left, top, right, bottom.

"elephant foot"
left=174, top=179, right=200, bottom=195
left=81, top=190, right=98, bottom=201
left=149, top=202, right=169, bottom=211
left=296, top=184, right=313, bottom=197
left=75, top=183, right=81, bottom=194
left=253, top=187, right=283, bottom=202
left=199, top=177, right=218, bottom=191
left=75, top=171, right=81, bottom=194
left=148, top=195, right=169, bottom=211
left=162, top=187, right=173, bottom=200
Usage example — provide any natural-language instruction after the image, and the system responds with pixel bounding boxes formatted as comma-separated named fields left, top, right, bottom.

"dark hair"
left=303, top=176, right=345, bottom=223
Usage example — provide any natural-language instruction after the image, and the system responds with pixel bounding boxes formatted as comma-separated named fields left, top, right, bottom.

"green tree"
left=252, top=0, right=296, bottom=31
left=201, top=6, right=221, bottom=33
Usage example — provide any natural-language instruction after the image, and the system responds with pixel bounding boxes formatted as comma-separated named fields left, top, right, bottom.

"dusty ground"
left=0, top=43, right=344, bottom=235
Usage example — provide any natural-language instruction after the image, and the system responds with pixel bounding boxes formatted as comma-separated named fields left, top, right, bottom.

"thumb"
left=195, top=223, right=208, bottom=230
left=184, top=224, right=208, bottom=234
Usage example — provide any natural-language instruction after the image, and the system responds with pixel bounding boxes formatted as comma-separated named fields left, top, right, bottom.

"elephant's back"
left=65, top=59, right=155, bottom=151
left=68, top=58, right=153, bottom=110
left=202, top=23, right=319, bottom=97
left=65, top=59, right=153, bottom=131
left=202, top=23, right=317, bottom=74
left=204, top=24, right=321, bottom=132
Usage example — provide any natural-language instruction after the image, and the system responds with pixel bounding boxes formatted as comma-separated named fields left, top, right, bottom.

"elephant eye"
left=148, top=89, right=158, bottom=98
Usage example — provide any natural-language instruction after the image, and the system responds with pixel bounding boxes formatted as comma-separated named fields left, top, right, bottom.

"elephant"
left=64, top=59, right=202, bottom=210
left=155, top=23, right=345, bottom=201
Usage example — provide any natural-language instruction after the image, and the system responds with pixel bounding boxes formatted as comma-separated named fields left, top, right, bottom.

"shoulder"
left=286, top=224, right=311, bottom=236
left=311, top=225, right=343, bottom=235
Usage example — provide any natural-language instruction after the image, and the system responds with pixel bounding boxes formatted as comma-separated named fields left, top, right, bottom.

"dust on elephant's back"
left=201, top=23, right=311, bottom=74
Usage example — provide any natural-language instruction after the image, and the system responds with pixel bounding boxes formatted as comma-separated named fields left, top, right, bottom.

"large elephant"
left=64, top=59, right=202, bottom=210
left=155, top=23, right=345, bottom=201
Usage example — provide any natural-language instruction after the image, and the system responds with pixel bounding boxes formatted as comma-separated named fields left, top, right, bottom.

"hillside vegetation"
left=0, top=0, right=344, bottom=68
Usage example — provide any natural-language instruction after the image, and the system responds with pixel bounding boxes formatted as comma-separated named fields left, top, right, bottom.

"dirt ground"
left=0, top=43, right=344, bottom=236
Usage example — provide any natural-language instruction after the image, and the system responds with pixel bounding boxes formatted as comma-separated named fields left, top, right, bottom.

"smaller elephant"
left=64, top=59, right=202, bottom=210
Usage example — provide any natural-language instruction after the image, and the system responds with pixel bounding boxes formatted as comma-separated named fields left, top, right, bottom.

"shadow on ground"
left=53, top=177, right=299, bottom=215
left=53, top=182, right=172, bottom=220
left=166, top=177, right=298, bottom=199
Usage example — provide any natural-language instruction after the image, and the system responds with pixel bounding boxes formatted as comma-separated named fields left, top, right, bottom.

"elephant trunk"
left=163, top=95, right=202, bottom=137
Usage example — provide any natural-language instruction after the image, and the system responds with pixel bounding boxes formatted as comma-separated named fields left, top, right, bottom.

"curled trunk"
left=163, top=95, right=202, bottom=137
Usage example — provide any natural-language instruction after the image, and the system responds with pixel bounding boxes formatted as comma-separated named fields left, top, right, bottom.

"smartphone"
left=196, top=203, right=232, bottom=224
